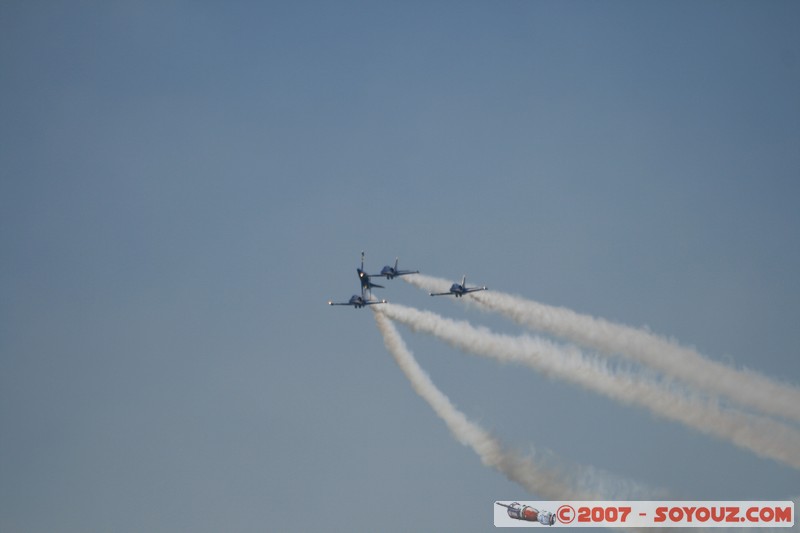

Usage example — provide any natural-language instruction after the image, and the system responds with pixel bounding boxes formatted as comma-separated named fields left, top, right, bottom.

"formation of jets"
left=328, top=252, right=487, bottom=309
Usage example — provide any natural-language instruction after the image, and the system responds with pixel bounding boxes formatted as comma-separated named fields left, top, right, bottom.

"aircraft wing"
left=328, top=301, right=352, bottom=306
left=362, top=299, right=387, bottom=306
left=429, top=291, right=453, bottom=297
left=464, top=286, right=487, bottom=294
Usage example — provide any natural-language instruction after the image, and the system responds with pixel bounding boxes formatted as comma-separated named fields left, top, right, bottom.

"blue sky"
left=2, top=2, right=799, bottom=531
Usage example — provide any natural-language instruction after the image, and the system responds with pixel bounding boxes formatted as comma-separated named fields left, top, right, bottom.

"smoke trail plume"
left=404, top=274, right=800, bottom=424
left=380, top=302, right=800, bottom=470
left=372, top=309, right=658, bottom=500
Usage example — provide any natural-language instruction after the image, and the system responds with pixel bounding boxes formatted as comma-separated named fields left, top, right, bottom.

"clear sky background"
left=2, top=2, right=799, bottom=532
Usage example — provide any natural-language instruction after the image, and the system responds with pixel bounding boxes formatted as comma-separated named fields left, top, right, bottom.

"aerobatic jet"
left=429, top=275, right=487, bottom=298
left=328, top=293, right=387, bottom=309
left=372, top=257, right=419, bottom=280
left=357, top=251, right=384, bottom=295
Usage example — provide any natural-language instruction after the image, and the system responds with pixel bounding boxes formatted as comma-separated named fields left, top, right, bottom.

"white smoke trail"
left=372, top=309, right=659, bottom=501
left=380, top=302, right=800, bottom=470
left=404, top=274, right=800, bottom=425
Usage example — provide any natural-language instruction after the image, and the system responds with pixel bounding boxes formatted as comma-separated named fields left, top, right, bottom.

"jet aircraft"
left=372, top=257, right=419, bottom=280
left=328, top=294, right=387, bottom=309
left=357, top=251, right=384, bottom=295
left=430, top=275, right=487, bottom=297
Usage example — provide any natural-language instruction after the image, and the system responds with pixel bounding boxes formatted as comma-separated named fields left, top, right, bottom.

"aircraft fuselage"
left=380, top=266, right=398, bottom=279
left=358, top=268, right=384, bottom=292
left=450, top=283, right=467, bottom=296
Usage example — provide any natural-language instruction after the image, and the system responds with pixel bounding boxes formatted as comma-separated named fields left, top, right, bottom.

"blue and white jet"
left=328, top=293, right=387, bottom=309
left=372, top=257, right=420, bottom=280
left=430, top=275, right=487, bottom=298
left=357, top=251, right=385, bottom=295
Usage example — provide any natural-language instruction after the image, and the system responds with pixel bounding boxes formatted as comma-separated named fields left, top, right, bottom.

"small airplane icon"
left=357, top=251, right=384, bottom=295
left=373, top=257, right=419, bottom=280
left=328, top=293, right=387, bottom=309
left=496, top=502, right=555, bottom=526
left=430, top=275, right=487, bottom=298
